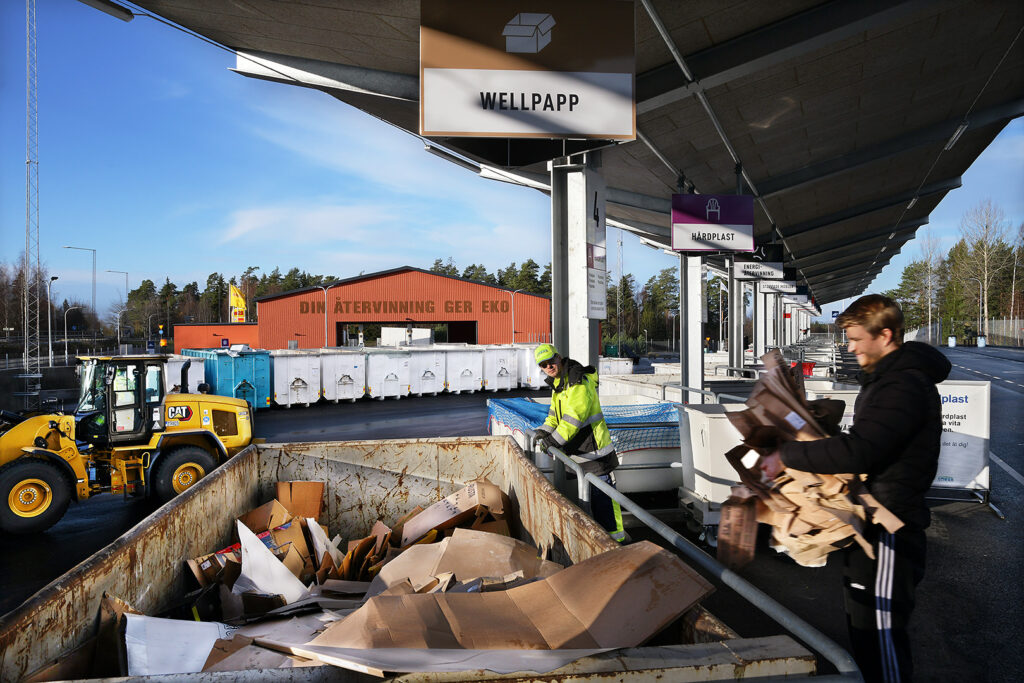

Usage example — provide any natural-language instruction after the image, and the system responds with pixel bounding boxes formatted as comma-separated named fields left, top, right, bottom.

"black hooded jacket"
left=780, top=341, right=952, bottom=529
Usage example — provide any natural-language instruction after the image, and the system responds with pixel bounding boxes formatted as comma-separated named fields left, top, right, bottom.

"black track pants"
left=842, top=525, right=927, bottom=683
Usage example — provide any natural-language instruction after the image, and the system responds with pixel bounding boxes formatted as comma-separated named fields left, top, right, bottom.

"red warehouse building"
left=174, top=267, right=551, bottom=351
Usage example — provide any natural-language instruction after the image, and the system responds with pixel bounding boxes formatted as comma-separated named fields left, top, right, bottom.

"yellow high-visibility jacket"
left=541, top=358, right=618, bottom=475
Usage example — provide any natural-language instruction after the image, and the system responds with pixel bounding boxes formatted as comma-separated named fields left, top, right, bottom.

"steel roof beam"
left=607, top=217, right=671, bottom=240
left=790, top=219, right=927, bottom=264
left=781, top=177, right=960, bottom=238
left=759, top=99, right=1024, bottom=197
left=636, top=0, right=928, bottom=114
left=812, top=267, right=885, bottom=290
left=233, top=50, right=418, bottom=101
left=807, top=260, right=889, bottom=282
left=802, top=243, right=910, bottom=278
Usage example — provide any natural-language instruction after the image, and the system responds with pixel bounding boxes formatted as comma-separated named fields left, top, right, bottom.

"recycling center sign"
left=420, top=0, right=635, bottom=139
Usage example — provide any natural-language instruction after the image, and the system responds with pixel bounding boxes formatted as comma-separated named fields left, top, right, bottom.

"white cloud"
left=219, top=202, right=394, bottom=245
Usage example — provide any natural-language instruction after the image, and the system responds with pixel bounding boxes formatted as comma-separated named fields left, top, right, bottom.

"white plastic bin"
left=435, top=343, right=483, bottom=394
left=599, top=357, right=634, bottom=375
left=679, top=404, right=750, bottom=525
left=269, top=350, right=321, bottom=407
left=364, top=348, right=411, bottom=399
left=512, top=343, right=547, bottom=390
left=318, top=349, right=366, bottom=403
left=164, top=354, right=206, bottom=394
left=405, top=346, right=446, bottom=396
left=482, top=345, right=518, bottom=392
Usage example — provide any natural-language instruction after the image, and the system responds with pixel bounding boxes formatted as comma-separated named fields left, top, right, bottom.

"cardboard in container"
left=237, top=499, right=292, bottom=535
left=275, top=481, right=325, bottom=521
left=367, top=528, right=561, bottom=598
left=400, top=479, right=510, bottom=546
left=257, top=541, right=713, bottom=674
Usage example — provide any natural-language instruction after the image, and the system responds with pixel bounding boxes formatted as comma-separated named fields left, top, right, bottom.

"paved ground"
left=2, top=350, right=1021, bottom=681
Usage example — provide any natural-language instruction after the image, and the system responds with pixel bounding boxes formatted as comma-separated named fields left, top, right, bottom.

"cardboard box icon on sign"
left=503, top=13, right=556, bottom=53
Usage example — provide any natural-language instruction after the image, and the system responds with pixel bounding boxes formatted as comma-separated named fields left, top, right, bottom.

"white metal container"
left=164, top=354, right=206, bottom=394
left=364, top=348, right=411, bottom=399
left=405, top=346, right=446, bottom=396
left=318, top=349, right=366, bottom=403
left=512, top=343, right=547, bottom=390
left=599, top=356, right=634, bottom=375
left=600, top=374, right=681, bottom=401
left=435, top=343, right=483, bottom=394
left=379, top=326, right=433, bottom=346
left=482, top=345, right=518, bottom=392
left=679, top=404, right=750, bottom=525
left=269, top=350, right=321, bottom=408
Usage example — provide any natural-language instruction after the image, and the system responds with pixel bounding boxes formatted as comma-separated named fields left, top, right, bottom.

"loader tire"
left=0, top=459, right=72, bottom=534
left=152, top=447, right=216, bottom=503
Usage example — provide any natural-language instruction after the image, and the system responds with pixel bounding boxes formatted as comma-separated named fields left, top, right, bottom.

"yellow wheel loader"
left=0, top=355, right=253, bottom=534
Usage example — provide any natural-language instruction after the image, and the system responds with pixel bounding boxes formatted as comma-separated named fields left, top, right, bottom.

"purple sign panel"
left=670, top=194, right=754, bottom=252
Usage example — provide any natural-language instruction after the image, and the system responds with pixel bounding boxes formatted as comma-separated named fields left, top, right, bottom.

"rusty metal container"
left=0, top=437, right=814, bottom=681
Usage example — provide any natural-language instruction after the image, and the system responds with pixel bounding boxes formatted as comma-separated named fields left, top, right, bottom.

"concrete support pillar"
left=679, top=254, right=704, bottom=403
left=754, top=288, right=768, bottom=358
left=728, top=260, right=744, bottom=369
left=550, top=157, right=603, bottom=367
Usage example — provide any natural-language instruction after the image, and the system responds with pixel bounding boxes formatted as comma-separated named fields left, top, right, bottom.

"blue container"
left=181, top=348, right=272, bottom=409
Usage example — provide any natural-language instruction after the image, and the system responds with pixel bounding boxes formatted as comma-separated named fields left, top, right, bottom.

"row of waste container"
left=176, top=343, right=550, bottom=408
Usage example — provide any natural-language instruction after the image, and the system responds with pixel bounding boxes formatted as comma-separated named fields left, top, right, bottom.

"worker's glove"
left=537, top=432, right=558, bottom=453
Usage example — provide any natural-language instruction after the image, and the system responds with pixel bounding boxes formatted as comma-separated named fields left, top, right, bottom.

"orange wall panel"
left=173, top=323, right=259, bottom=354
left=257, top=270, right=551, bottom=349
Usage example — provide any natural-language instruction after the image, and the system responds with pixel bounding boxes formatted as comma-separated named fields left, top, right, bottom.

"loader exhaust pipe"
left=180, top=359, right=191, bottom=393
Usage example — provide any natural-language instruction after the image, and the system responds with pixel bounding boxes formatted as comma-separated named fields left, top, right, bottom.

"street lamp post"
left=147, top=313, right=157, bottom=340
left=509, top=289, right=524, bottom=344
left=967, top=277, right=983, bottom=341
left=115, top=309, right=124, bottom=350
left=107, top=269, right=129, bottom=300
left=46, top=276, right=58, bottom=367
left=64, top=306, right=81, bottom=364
left=63, top=245, right=96, bottom=320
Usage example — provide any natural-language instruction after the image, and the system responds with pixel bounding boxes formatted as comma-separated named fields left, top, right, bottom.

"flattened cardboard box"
left=400, top=479, right=510, bottom=546
left=276, top=481, right=324, bottom=521
left=280, top=541, right=712, bottom=653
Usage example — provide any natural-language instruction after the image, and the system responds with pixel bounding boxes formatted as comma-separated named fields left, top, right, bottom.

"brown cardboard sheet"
left=400, top=480, right=510, bottom=546
left=275, top=481, right=325, bottom=521
left=258, top=541, right=712, bottom=673
left=366, top=528, right=562, bottom=598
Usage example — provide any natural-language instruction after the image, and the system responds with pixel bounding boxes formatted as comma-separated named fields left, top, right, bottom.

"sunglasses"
left=539, top=359, right=557, bottom=369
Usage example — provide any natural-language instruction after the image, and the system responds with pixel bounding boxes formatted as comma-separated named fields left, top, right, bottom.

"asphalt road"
left=1, top=353, right=1021, bottom=681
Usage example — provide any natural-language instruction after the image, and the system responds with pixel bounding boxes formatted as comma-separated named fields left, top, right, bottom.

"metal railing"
left=536, top=442, right=862, bottom=681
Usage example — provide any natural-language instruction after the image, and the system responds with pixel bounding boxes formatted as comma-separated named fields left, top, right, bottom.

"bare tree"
left=958, top=199, right=1015, bottom=336
left=918, top=228, right=942, bottom=343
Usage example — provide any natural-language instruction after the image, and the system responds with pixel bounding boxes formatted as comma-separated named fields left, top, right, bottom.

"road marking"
left=992, top=453, right=1024, bottom=488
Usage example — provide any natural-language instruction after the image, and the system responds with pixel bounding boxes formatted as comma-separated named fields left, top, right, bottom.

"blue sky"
left=2, top=1, right=1021, bottom=321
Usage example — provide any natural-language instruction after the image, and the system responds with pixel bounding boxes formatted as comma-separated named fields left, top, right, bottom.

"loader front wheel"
left=153, top=447, right=216, bottom=503
left=0, top=459, right=72, bottom=534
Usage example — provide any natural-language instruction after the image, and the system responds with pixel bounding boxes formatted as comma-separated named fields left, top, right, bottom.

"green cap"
left=534, top=343, right=558, bottom=365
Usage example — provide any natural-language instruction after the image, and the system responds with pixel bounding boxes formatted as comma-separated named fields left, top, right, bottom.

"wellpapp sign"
left=420, top=0, right=635, bottom=139
left=671, top=194, right=755, bottom=252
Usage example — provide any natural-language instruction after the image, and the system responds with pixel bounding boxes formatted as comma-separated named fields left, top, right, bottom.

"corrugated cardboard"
left=275, top=481, right=325, bottom=521
left=366, top=528, right=562, bottom=599
left=400, top=480, right=510, bottom=546
left=717, top=490, right=759, bottom=570
left=238, top=499, right=292, bottom=535
left=291, top=541, right=710, bottom=654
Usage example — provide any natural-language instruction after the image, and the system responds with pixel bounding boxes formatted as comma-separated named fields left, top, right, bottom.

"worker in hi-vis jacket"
left=532, top=343, right=626, bottom=542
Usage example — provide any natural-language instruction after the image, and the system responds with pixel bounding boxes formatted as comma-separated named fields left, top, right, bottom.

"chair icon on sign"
left=706, top=198, right=720, bottom=221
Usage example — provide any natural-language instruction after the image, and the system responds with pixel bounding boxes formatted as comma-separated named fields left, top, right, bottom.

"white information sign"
left=734, top=261, right=783, bottom=280
left=420, top=0, right=635, bottom=139
left=934, top=381, right=990, bottom=490
left=810, top=380, right=990, bottom=491
left=759, top=280, right=797, bottom=293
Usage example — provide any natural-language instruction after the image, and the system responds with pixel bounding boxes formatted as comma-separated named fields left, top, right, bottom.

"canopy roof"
left=130, top=0, right=1023, bottom=304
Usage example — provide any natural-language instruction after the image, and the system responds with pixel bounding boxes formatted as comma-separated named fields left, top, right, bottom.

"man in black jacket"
left=760, top=294, right=951, bottom=683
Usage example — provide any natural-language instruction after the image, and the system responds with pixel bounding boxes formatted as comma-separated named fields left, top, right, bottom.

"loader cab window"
left=76, top=362, right=106, bottom=414
left=110, top=364, right=142, bottom=435
left=145, top=365, right=164, bottom=404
